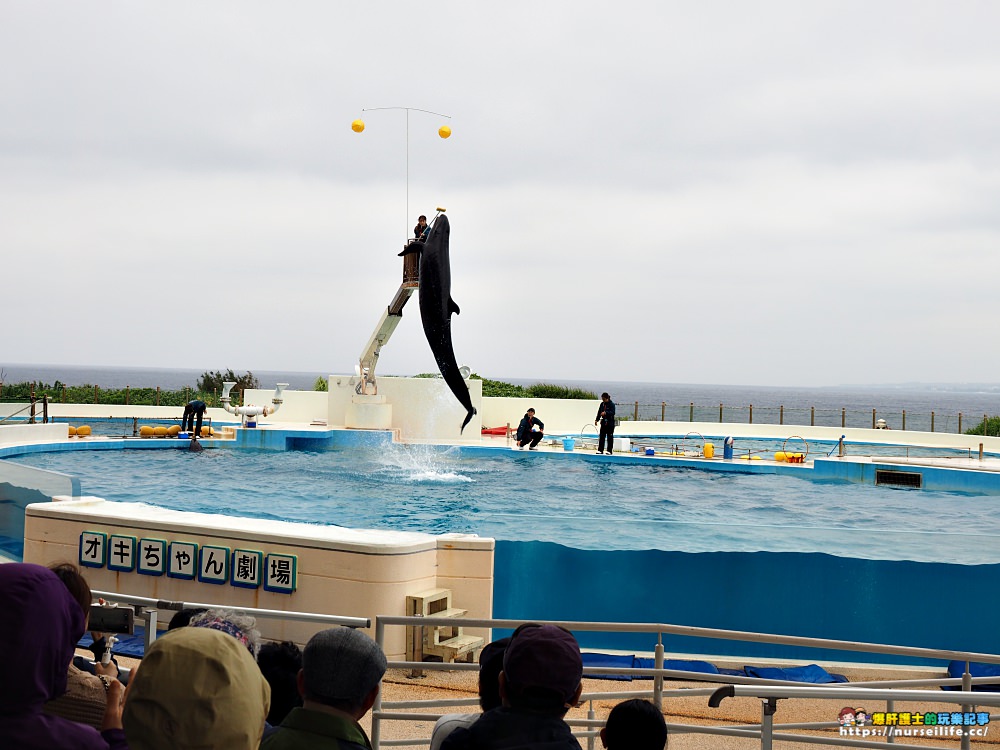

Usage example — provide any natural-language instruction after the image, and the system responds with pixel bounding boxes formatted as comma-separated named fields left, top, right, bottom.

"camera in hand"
left=89, top=603, right=135, bottom=635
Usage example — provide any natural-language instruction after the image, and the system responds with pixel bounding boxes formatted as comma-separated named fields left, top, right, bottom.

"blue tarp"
left=743, top=663, right=848, bottom=683
left=78, top=626, right=148, bottom=658
left=581, top=654, right=847, bottom=683
left=943, top=661, right=1000, bottom=691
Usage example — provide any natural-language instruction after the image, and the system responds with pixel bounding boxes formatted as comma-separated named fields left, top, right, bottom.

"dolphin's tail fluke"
left=460, top=407, right=477, bottom=434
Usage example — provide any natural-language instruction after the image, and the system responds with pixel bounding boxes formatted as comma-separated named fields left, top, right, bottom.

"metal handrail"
left=91, top=589, right=369, bottom=652
left=371, top=614, right=1000, bottom=750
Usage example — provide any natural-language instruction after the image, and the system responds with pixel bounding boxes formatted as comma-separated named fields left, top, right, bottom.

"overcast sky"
left=2, top=2, right=998, bottom=387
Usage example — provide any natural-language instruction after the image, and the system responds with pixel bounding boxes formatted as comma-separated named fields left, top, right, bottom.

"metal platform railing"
left=371, top=615, right=1000, bottom=750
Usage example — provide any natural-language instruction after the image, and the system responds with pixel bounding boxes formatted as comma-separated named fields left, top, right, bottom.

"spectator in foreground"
left=262, top=627, right=387, bottom=750
left=441, top=623, right=584, bottom=750
left=188, top=607, right=261, bottom=657
left=258, top=640, right=304, bottom=728
left=0, top=562, right=127, bottom=750
left=122, top=627, right=270, bottom=750
left=601, top=698, right=667, bottom=750
left=44, top=563, right=124, bottom=731
left=167, top=607, right=207, bottom=630
left=430, top=637, right=511, bottom=749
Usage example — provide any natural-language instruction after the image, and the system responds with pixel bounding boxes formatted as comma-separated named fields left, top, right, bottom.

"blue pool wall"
left=811, top=457, right=1000, bottom=494
left=493, top=540, right=1000, bottom=666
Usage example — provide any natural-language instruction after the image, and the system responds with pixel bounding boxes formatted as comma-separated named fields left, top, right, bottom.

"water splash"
left=371, top=443, right=473, bottom=483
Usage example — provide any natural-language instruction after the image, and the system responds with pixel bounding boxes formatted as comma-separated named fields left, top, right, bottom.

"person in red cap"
left=441, top=623, right=583, bottom=750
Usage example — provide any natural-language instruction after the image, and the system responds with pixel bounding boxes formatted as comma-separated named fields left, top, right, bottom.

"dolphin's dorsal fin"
left=449, top=297, right=461, bottom=315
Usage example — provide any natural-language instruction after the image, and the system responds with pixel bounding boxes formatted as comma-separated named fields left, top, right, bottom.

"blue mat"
left=942, top=661, right=1000, bottom=692
left=743, top=664, right=848, bottom=683
left=583, top=654, right=722, bottom=681
left=78, top=626, right=148, bottom=658
left=582, top=654, right=847, bottom=683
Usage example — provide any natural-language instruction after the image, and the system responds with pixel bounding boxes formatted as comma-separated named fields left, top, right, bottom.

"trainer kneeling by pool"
left=516, top=409, right=544, bottom=451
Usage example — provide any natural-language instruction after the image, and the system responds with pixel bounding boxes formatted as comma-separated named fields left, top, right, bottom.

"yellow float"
left=68, top=425, right=77, bottom=437
left=167, top=425, right=181, bottom=436
left=139, top=425, right=154, bottom=437
left=703, top=443, right=715, bottom=458
left=200, top=426, right=214, bottom=437
left=774, top=451, right=786, bottom=462
left=153, top=426, right=168, bottom=437
left=76, top=425, right=92, bottom=437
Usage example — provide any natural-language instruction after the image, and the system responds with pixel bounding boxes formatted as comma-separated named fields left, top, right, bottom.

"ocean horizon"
left=3, top=362, right=1000, bottom=424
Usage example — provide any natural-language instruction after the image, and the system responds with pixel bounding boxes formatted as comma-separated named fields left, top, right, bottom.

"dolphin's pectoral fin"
left=449, top=297, right=461, bottom=316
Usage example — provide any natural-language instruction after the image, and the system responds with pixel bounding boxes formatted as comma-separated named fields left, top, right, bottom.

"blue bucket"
left=562, top=438, right=575, bottom=451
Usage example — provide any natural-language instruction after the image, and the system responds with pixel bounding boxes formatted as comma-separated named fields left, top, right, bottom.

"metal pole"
left=373, top=619, right=385, bottom=750
left=156, top=386, right=160, bottom=406
left=653, top=636, right=664, bottom=710
left=126, top=385, right=130, bottom=406
left=761, top=698, right=776, bottom=750
left=634, top=401, right=638, bottom=421
left=810, top=406, right=815, bottom=427
left=749, top=404, right=753, bottom=424
left=718, top=403, right=723, bottom=423
left=95, top=385, right=99, bottom=404
left=779, top=405, right=783, bottom=426
left=931, top=411, right=935, bottom=432
left=872, top=409, right=876, bottom=429
left=961, top=662, right=973, bottom=750
left=661, top=401, right=665, bottom=421
left=587, top=701, right=596, bottom=750
left=886, top=699, right=894, bottom=744
left=959, top=412, right=963, bottom=433
left=841, top=407, right=845, bottom=428
left=689, top=402, right=694, bottom=422
left=902, top=409, right=905, bottom=431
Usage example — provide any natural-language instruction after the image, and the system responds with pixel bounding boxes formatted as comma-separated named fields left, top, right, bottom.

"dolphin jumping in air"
left=402, top=213, right=477, bottom=432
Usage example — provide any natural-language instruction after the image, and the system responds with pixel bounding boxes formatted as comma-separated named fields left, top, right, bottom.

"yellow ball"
left=774, top=451, right=786, bottom=462
left=351, top=119, right=365, bottom=133
left=438, top=125, right=452, bottom=139
left=76, top=425, right=92, bottom=437
left=139, top=425, right=154, bottom=437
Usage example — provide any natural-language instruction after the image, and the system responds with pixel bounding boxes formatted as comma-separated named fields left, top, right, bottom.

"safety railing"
left=709, top=684, right=1000, bottom=750
left=0, top=395, right=49, bottom=425
left=623, top=402, right=998, bottom=435
left=370, top=615, right=1000, bottom=750
left=90, top=589, right=369, bottom=652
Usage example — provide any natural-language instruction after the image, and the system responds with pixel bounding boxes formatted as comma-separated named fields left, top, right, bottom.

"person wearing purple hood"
left=0, top=562, right=128, bottom=750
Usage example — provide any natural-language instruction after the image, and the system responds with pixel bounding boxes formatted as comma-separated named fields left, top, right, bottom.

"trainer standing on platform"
left=182, top=399, right=208, bottom=438
left=595, top=392, right=616, bottom=454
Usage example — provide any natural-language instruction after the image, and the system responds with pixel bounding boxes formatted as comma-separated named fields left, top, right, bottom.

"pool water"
left=9, top=443, right=999, bottom=565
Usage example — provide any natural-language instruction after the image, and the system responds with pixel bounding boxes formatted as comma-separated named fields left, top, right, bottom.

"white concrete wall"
left=23, top=498, right=494, bottom=657
left=0, top=422, right=71, bottom=447
left=327, top=375, right=483, bottom=442
left=241, top=389, right=329, bottom=425
left=482, top=397, right=601, bottom=435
